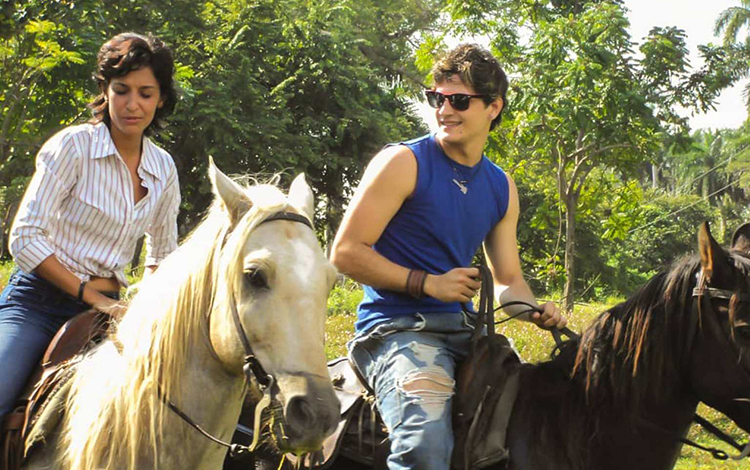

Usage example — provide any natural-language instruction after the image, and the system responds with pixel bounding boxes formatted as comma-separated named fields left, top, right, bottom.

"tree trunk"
left=651, top=163, right=660, bottom=189
left=130, top=236, right=145, bottom=269
left=562, top=194, right=577, bottom=314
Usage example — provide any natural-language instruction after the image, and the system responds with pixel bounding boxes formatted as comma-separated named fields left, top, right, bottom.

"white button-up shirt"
left=10, top=122, right=180, bottom=286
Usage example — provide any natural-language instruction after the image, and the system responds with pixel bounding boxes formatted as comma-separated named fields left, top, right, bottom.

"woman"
left=0, top=32, right=181, bottom=418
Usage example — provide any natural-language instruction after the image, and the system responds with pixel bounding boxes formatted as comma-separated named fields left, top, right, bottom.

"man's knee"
left=397, top=366, right=455, bottom=417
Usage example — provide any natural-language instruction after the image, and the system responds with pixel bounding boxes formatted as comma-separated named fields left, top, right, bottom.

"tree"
left=1, top=0, right=429, bottom=246
left=164, top=0, right=427, bottom=240
left=489, top=2, right=728, bottom=311
left=714, top=0, right=750, bottom=108
left=498, top=4, right=656, bottom=311
left=715, top=0, right=750, bottom=45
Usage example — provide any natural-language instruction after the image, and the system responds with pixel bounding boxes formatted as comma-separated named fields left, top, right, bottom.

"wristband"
left=77, top=281, right=87, bottom=303
left=406, top=269, right=427, bottom=299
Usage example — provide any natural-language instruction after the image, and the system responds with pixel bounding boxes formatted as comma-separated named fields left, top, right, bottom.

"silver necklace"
left=450, top=163, right=469, bottom=195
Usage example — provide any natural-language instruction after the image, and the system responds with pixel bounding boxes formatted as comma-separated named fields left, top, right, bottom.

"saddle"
left=285, top=357, right=388, bottom=469
left=0, top=310, right=110, bottom=470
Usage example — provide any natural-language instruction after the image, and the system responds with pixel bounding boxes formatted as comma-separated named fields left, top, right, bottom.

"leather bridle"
left=162, top=210, right=314, bottom=458
left=230, top=210, right=313, bottom=390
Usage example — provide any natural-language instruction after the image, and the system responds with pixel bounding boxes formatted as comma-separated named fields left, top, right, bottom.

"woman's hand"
left=90, top=293, right=127, bottom=320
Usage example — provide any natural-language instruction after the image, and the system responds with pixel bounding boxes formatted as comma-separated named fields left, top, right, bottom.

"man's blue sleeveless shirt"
left=355, top=134, right=510, bottom=333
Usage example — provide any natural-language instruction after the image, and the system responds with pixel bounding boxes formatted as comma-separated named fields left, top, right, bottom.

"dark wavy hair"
left=432, top=43, right=508, bottom=130
left=88, top=32, right=177, bottom=135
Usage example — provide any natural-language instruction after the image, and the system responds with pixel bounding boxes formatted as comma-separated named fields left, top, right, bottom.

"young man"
left=330, top=44, right=567, bottom=470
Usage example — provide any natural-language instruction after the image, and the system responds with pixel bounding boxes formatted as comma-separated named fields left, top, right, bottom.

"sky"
left=624, top=0, right=747, bottom=131
left=418, top=0, right=748, bottom=132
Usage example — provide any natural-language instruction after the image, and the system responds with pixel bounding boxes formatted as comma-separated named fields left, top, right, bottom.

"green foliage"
left=327, top=277, right=363, bottom=317
left=603, top=192, right=717, bottom=293
left=0, top=0, right=429, bottom=247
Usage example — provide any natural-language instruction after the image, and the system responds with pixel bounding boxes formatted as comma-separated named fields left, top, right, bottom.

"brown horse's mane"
left=516, top=248, right=750, bottom=467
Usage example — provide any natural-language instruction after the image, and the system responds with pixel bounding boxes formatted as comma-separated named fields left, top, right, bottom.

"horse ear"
left=288, top=173, right=314, bottom=222
left=698, top=221, right=731, bottom=283
left=208, top=157, right=252, bottom=224
left=731, top=223, right=750, bottom=255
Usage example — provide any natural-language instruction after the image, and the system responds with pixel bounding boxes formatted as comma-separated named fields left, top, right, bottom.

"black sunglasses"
left=425, top=90, right=486, bottom=111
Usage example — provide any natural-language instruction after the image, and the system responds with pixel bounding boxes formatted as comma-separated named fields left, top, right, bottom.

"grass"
left=1, top=259, right=746, bottom=468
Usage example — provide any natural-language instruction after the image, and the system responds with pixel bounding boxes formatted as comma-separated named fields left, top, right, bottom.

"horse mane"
left=60, top=179, right=292, bottom=470
left=571, top=249, right=750, bottom=410
left=518, top=248, right=750, bottom=467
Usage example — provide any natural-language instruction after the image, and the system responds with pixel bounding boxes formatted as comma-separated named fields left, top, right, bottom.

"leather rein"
left=161, top=210, right=314, bottom=459
left=469, top=265, right=579, bottom=346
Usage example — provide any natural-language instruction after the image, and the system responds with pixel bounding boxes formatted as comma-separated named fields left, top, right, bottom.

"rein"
left=162, top=210, right=314, bottom=459
left=469, top=265, right=579, bottom=347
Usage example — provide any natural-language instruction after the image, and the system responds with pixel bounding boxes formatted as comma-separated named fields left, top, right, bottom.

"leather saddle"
left=285, top=357, right=388, bottom=469
left=0, top=310, right=110, bottom=470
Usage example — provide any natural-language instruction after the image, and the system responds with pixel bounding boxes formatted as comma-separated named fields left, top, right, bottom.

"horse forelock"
left=61, top=178, right=294, bottom=470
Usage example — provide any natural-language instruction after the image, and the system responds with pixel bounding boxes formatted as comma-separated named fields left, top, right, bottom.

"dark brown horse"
left=228, top=222, right=750, bottom=470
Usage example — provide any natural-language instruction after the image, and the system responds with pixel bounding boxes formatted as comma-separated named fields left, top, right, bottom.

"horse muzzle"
left=274, top=373, right=340, bottom=453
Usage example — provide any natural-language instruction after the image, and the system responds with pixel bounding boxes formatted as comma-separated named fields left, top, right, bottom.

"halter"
left=163, top=210, right=314, bottom=458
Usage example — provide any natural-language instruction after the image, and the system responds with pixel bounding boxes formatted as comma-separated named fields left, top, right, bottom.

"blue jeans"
left=348, top=312, right=476, bottom=470
left=0, top=269, right=116, bottom=417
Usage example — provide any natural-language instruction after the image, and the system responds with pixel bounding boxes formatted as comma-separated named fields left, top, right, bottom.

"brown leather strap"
left=1, top=412, right=24, bottom=432
left=406, top=269, right=427, bottom=299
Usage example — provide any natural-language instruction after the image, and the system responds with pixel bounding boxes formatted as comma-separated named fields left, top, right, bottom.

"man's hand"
left=423, top=267, right=481, bottom=303
left=530, top=301, right=567, bottom=330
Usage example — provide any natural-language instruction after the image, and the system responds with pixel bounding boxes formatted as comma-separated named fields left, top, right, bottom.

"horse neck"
left=509, top=360, right=697, bottom=470
left=510, top=297, right=701, bottom=470
left=155, top=339, right=247, bottom=469
left=56, top=214, right=250, bottom=470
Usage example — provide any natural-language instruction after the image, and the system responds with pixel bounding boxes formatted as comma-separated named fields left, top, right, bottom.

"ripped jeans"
left=348, top=312, right=475, bottom=470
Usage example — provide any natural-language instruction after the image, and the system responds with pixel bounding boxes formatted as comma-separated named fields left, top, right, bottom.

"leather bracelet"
left=406, top=269, right=427, bottom=299
left=77, top=280, right=87, bottom=303
left=417, top=270, right=427, bottom=298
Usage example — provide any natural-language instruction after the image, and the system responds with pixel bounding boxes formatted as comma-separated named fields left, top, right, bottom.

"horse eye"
left=245, top=267, right=269, bottom=290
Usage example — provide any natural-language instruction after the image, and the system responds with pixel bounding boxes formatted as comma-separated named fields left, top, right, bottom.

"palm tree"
left=715, top=0, right=750, bottom=45
left=714, top=1, right=750, bottom=109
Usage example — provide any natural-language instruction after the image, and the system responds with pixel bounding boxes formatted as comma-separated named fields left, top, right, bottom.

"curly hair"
left=432, top=44, right=508, bottom=130
left=88, top=32, right=177, bottom=135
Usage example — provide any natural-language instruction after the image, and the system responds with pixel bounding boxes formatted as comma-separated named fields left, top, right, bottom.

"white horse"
left=24, top=162, right=340, bottom=470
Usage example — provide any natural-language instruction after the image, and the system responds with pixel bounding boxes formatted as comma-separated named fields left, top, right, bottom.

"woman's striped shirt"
left=9, top=122, right=180, bottom=286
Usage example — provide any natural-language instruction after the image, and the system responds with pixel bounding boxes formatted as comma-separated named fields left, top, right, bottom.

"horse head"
left=689, top=221, right=750, bottom=435
left=207, top=161, right=340, bottom=453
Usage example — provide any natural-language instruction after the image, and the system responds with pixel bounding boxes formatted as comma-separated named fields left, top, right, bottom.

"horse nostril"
left=286, top=396, right=317, bottom=431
